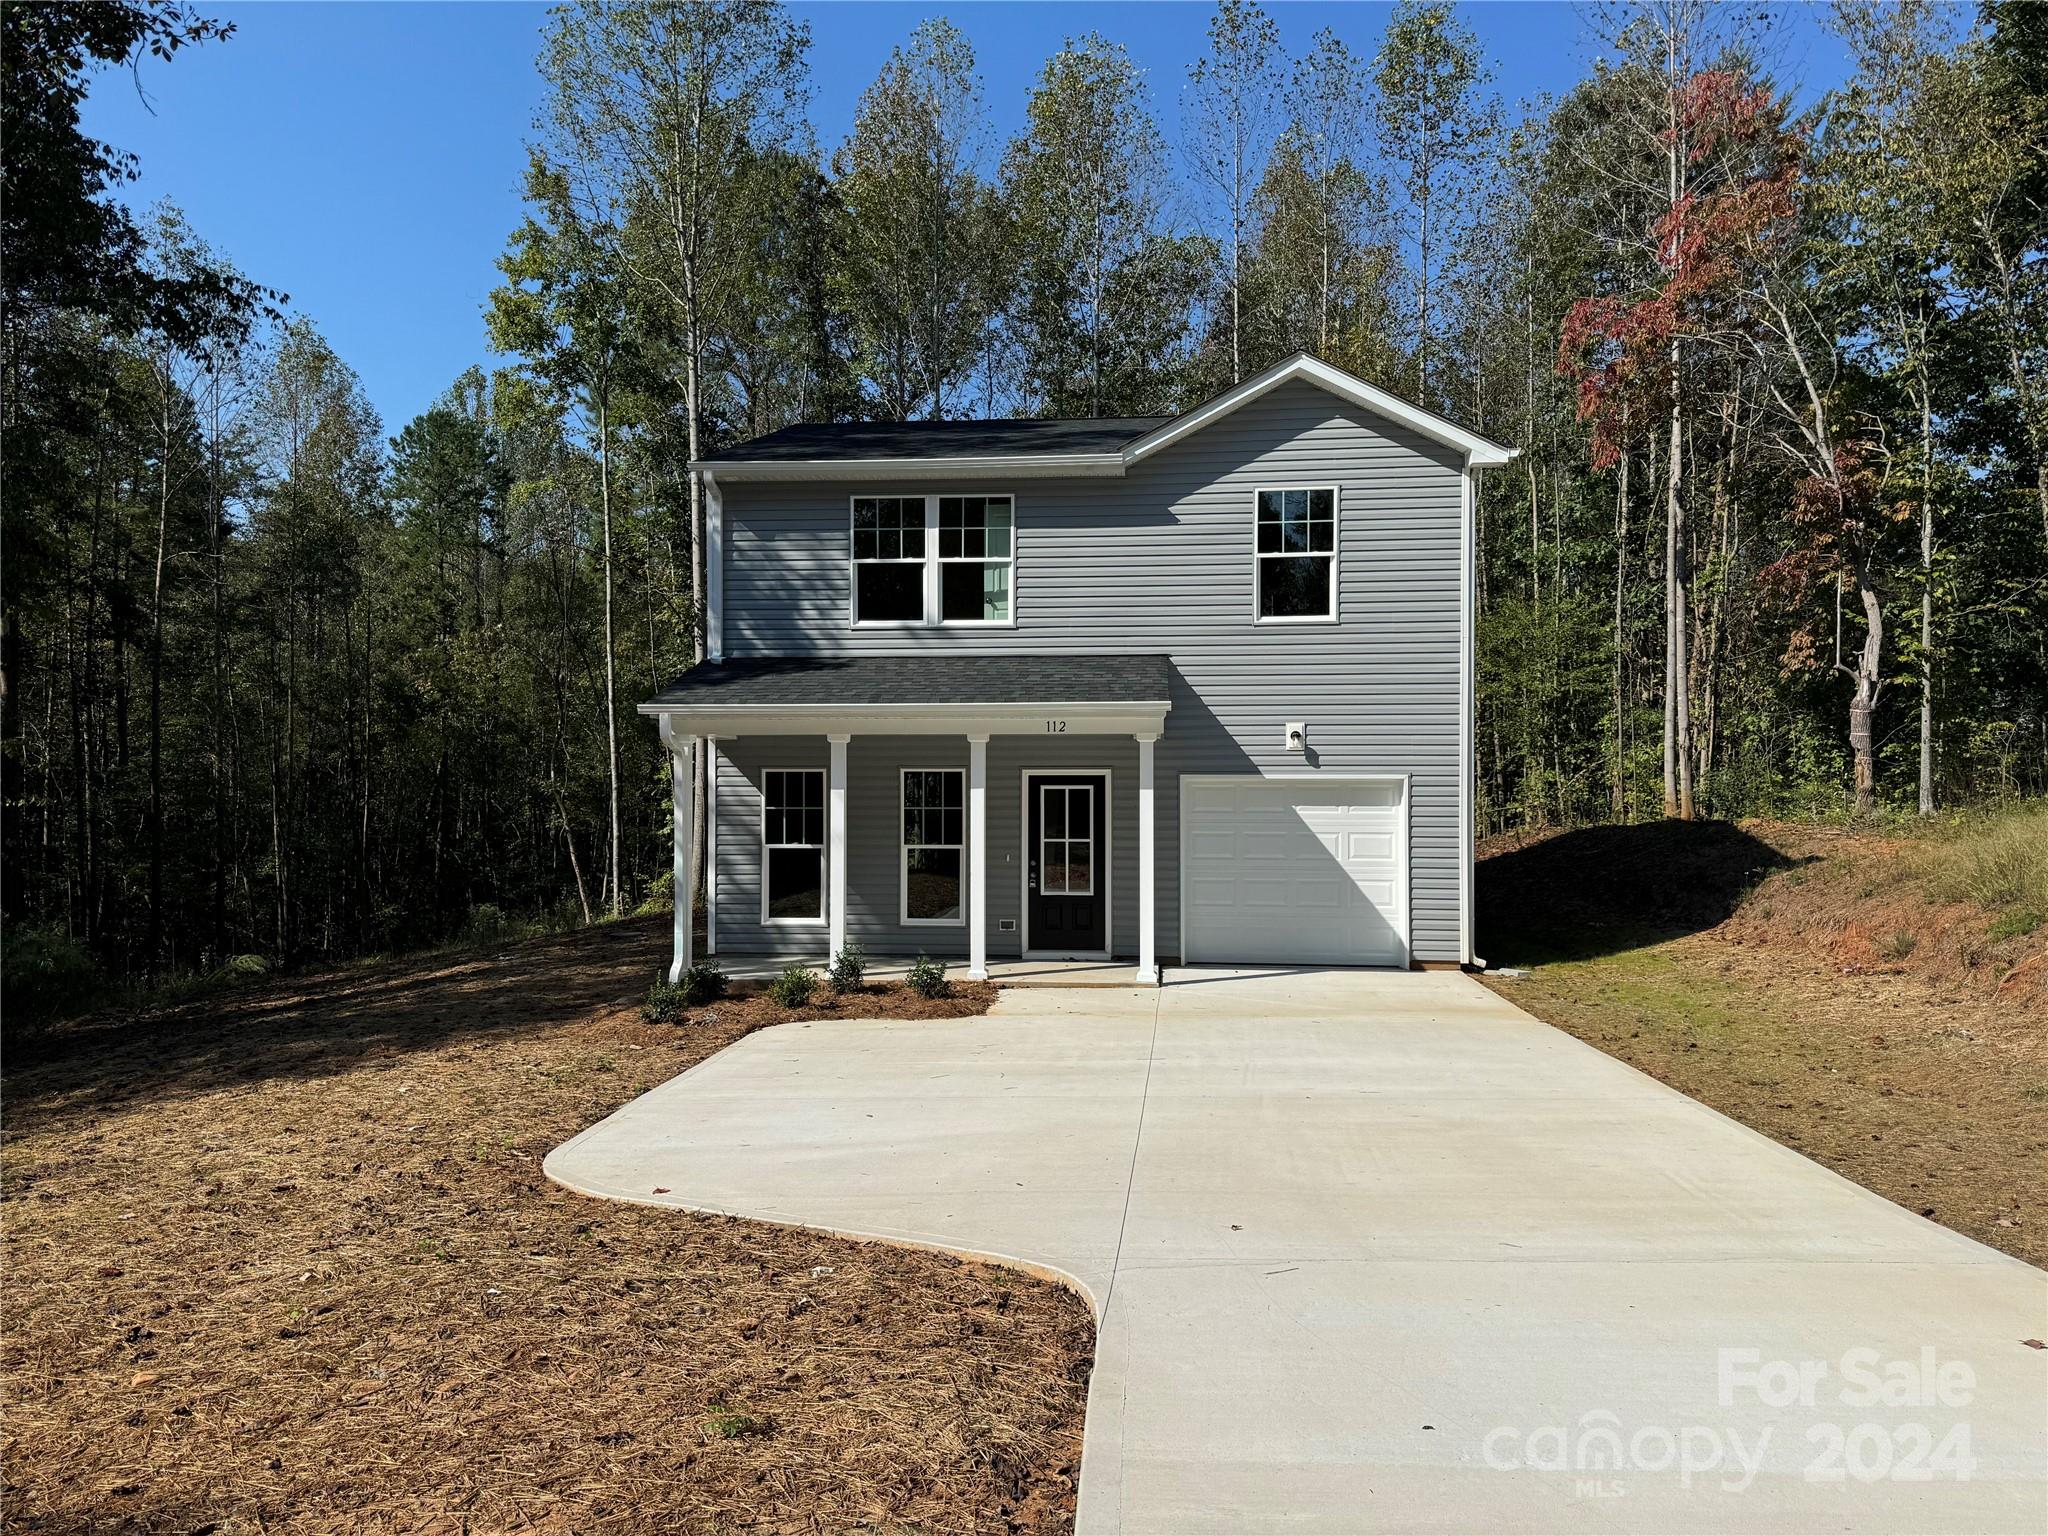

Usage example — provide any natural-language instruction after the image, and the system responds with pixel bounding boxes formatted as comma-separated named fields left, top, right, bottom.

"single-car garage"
left=1179, top=775, right=1410, bottom=968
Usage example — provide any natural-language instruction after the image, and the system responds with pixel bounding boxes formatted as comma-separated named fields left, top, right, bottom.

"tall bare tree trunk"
left=597, top=389, right=621, bottom=916
left=1918, top=384, right=1935, bottom=816
left=148, top=354, right=171, bottom=976
left=1849, top=557, right=1885, bottom=816
left=1613, top=443, right=1630, bottom=818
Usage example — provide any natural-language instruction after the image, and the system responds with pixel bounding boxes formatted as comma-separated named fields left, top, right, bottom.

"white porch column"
left=1135, top=732, right=1159, bottom=985
left=660, top=720, right=695, bottom=984
left=967, top=733, right=989, bottom=980
left=703, top=739, right=717, bottom=955
left=827, top=733, right=850, bottom=962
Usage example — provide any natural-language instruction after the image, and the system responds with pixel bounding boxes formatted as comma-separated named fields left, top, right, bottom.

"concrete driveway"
left=547, top=970, right=2048, bottom=1534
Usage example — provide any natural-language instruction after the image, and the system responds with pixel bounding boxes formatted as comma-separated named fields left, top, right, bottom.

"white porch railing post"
left=1135, top=731, right=1159, bottom=985
left=967, top=733, right=989, bottom=980
left=827, top=733, right=850, bottom=964
left=660, top=718, right=694, bottom=984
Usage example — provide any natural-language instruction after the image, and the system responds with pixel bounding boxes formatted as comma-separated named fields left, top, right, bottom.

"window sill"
left=848, top=619, right=1019, bottom=630
left=762, top=915, right=827, bottom=927
left=1252, top=614, right=1341, bottom=626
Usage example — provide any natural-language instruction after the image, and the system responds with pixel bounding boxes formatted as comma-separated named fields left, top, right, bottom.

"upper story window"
left=938, top=496, right=1012, bottom=623
left=1255, top=487, right=1337, bottom=622
left=851, top=494, right=1014, bottom=627
left=851, top=496, right=926, bottom=623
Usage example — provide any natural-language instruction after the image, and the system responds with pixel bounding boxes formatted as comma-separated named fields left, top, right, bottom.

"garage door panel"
left=1182, top=778, right=1408, bottom=967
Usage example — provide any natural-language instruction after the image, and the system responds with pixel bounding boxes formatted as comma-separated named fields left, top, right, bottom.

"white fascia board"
left=691, top=454, right=1128, bottom=482
left=1122, top=353, right=1519, bottom=468
left=638, top=699, right=1170, bottom=738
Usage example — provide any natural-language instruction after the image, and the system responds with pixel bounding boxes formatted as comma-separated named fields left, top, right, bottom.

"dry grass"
left=2, top=918, right=1092, bottom=1534
left=1479, top=815, right=2048, bottom=1267
left=1917, top=804, right=2048, bottom=932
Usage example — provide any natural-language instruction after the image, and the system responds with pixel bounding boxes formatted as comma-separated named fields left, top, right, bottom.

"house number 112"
left=1044, top=720, right=1067, bottom=733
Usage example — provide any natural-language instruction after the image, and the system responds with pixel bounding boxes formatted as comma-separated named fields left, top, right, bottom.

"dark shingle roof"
left=645, top=653, right=1173, bottom=710
left=698, top=417, right=1169, bottom=464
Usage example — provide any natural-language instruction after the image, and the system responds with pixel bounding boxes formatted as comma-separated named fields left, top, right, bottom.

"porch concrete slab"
left=546, top=969, right=2048, bottom=1534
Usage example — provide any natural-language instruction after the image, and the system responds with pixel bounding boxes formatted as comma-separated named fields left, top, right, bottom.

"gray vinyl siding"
left=715, top=378, right=1467, bottom=962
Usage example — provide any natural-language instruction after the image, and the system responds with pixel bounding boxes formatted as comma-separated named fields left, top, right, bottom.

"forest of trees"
left=3, top=0, right=2044, bottom=992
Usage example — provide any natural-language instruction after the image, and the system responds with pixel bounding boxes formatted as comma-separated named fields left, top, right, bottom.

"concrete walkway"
left=547, top=970, right=2048, bottom=1534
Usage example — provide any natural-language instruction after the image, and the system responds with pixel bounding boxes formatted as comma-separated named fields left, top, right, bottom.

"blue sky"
left=82, top=1, right=1852, bottom=438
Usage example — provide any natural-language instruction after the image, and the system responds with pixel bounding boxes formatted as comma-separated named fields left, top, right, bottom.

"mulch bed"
left=2, top=920, right=1090, bottom=1534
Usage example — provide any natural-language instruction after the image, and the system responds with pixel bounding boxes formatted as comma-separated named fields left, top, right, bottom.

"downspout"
left=702, top=467, right=724, bottom=663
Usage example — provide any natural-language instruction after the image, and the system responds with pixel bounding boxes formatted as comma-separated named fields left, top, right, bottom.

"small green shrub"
left=642, top=962, right=727, bottom=1022
left=703, top=1407, right=773, bottom=1440
left=905, top=954, right=949, bottom=999
left=1989, top=908, right=2043, bottom=942
left=633, top=870, right=674, bottom=918
left=642, top=980, right=690, bottom=1024
left=828, top=940, right=867, bottom=993
left=769, top=964, right=818, bottom=1008
left=1875, top=929, right=1918, bottom=962
left=1, top=926, right=106, bottom=1025
left=679, top=960, right=727, bottom=1005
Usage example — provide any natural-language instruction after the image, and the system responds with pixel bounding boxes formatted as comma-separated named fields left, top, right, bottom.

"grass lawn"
left=1478, top=817, right=2048, bottom=1269
left=2, top=919, right=1092, bottom=1534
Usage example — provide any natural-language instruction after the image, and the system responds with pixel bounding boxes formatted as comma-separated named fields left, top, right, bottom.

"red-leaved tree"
left=1561, top=67, right=1898, bottom=814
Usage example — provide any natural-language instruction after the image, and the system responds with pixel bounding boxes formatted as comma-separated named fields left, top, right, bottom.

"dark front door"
left=1027, top=774, right=1107, bottom=954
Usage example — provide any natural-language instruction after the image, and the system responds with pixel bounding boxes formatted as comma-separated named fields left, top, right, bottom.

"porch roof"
left=639, top=653, right=1173, bottom=738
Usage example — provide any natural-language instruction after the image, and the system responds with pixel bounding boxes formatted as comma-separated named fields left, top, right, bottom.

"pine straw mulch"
left=1, top=919, right=1092, bottom=1535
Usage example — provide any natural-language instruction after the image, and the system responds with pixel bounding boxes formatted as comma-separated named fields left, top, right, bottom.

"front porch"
left=642, top=653, right=1175, bottom=989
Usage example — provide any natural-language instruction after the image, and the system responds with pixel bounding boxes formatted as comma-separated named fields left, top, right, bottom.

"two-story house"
left=640, top=354, right=1513, bottom=985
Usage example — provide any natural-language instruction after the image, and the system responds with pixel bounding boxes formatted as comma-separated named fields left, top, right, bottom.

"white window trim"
left=849, top=493, right=1018, bottom=630
left=759, top=765, right=827, bottom=927
left=1251, top=484, right=1340, bottom=625
left=849, top=495, right=928, bottom=627
left=899, top=767, right=967, bottom=927
left=1037, top=782, right=1096, bottom=896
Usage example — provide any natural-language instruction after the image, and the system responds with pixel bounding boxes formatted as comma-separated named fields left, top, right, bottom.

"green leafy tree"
left=489, top=153, right=636, bottom=913
left=1373, top=0, right=1498, bottom=405
left=1003, top=33, right=1206, bottom=415
left=1184, top=0, right=1284, bottom=386
left=834, top=19, right=1003, bottom=418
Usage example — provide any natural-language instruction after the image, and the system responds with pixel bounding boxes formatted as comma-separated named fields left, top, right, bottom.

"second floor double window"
left=852, top=494, right=1013, bottom=626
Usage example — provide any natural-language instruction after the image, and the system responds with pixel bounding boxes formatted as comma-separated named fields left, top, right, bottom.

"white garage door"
left=1181, top=777, right=1409, bottom=967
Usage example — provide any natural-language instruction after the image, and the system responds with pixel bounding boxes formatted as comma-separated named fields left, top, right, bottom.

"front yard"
left=2, top=920, right=1092, bottom=1534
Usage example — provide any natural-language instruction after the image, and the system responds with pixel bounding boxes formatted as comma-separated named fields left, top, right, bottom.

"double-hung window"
left=851, top=496, right=927, bottom=623
left=1255, top=487, right=1338, bottom=621
left=851, top=494, right=1014, bottom=626
left=762, top=769, right=825, bottom=923
left=937, top=496, right=1013, bottom=623
left=900, top=769, right=965, bottom=924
